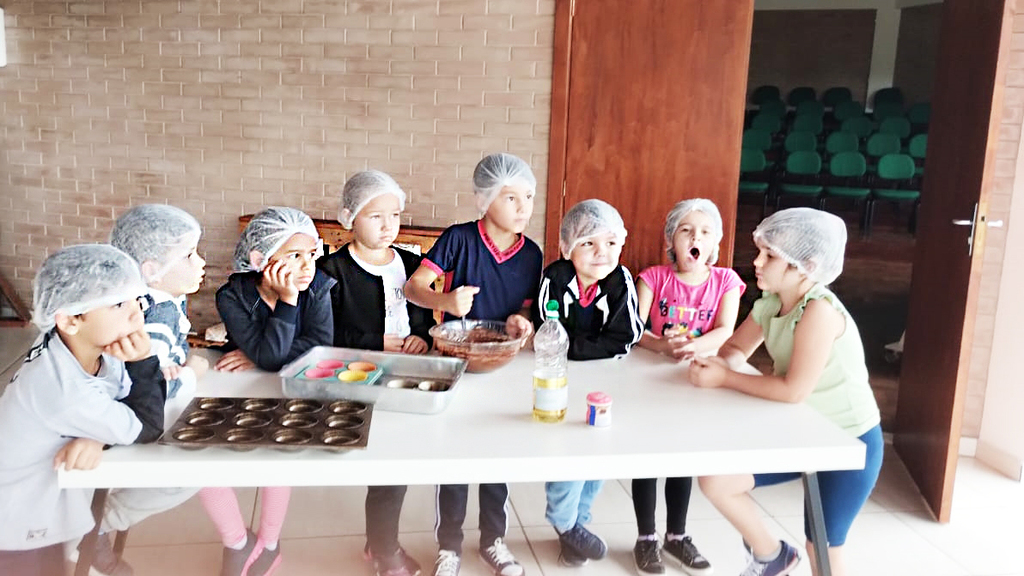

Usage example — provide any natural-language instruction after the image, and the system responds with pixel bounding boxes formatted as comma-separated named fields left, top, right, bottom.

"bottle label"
left=533, top=376, right=568, bottom=411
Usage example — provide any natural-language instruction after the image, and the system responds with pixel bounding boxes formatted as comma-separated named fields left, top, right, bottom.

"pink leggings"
left=199, top=487, right=292, bottom=547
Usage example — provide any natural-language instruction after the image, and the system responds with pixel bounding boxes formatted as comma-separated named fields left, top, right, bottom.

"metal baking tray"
left=159, top=396, right=372, bottom=452
left=278, top=346, right=467, bottom=414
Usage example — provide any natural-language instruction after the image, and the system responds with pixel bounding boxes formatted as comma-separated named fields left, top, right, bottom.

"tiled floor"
left=1, top=325, right=1022, bottom=576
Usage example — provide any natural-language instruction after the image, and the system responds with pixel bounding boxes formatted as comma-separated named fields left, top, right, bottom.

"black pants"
left=631, top=477, right=693, bottom=536
left=366, top=485, right=408, bottom=557
left=436, top=483, right=509, bottom=555
left=0, top=543, right=66, bottom=576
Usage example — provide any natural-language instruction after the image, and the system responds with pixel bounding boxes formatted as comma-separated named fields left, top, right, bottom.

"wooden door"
left=894, top=0, right=1011, bottom=522
left=545, top=0, right=754, bottom=272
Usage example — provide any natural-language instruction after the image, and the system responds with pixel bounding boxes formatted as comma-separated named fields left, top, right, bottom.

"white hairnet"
left=338, top=170, right=407, bottom=229
left=232, top=207, right=323, bottom=273
left=559, top=199, right=628, bottom=259
left=473, top=153, right=537, bottom=212
left=753, top=207, right=847, bottom=285
left=32, top=244, right=148, bottom=332
left=109, top=204, right=201, bottom=282
left=665, top=198, right=724, bottom=265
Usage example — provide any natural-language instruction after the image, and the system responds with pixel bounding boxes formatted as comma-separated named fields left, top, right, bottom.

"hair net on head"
left=472, top=152, right=537, bottom=213
left=338, top=170, right=407, bottom=229
left=232, top=207, right=323, bottom=273
left=32, top=244, right=148, bottom=332
left=753, top=207, right=847, bottom=285
left=109, top=204, right=202, bottom=282
left=559, top=199, right=628, bottom=259
left=664, top=198, right=724, bottom=265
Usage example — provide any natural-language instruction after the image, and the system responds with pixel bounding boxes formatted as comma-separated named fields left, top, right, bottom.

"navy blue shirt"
left=422, top=220, right=543, bottom=322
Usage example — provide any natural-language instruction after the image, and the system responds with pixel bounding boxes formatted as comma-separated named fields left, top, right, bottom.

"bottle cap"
left=545, top=299, right=559, bottom=319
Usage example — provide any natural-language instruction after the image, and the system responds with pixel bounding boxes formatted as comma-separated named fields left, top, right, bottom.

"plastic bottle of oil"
left=533, top=300, right=569, bottom=422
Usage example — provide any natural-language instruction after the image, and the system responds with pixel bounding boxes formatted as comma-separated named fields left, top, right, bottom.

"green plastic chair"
left=908, top=133, right=927, bottom=176
left=787, top=86, right=817, bottom=107
left=821, top=152, right=871, bottom=230
left=833, top=100, right=865, bottom=122
left=776, top=150, right=823, bottom=209
left=742, top=128, right=772, bottom=151
left=757, top=98, right=787, bottom=118
left=752, top=113, right=783, bottom=135
left=879, top=116, right=911, bottom=140
left=792, top=114, right=823, bottom=135
left=825, top=131, right=859, bottom=156
left=739, top=148, right=772, bottom=219
left=873, top=87, right=905, bottom=107
left=751, top=85, right=781, bottom=105
left=865, top=132, right=901, bottom=172
left=868, top=153, right=920, bottom=235
left=872, top=101, right=904, bottom=122
left=796, top=100, right=825, bottom=118
left=822, top=87, right=853, bottom=108
left=841, top=116, right=874, bottom=139
left=784, top=130, right=817, bottom=153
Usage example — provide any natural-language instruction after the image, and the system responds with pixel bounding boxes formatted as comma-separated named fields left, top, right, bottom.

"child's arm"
left=690, top=299, right=843, bottom=403
left=405, top=266, right=479, bottom=318
left=635, top=278, right=690, bottom=358
left=107, top=329, right=167, bottom=443
left=676, top=286, right=742, bottom=360
left=566, top=274, right=643, bottom=360
left=54, top=438, right=104, bottom=471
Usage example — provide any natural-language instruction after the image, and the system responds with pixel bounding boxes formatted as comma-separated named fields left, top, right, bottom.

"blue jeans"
left=545, top=480, right=604, bottom=533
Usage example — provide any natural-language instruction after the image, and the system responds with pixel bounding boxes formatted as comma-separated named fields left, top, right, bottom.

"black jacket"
left=531, top=259, right=644, bottom=361
left=317, top=244, right=435, bottom=350
left=215, top=270, right=336, bottom=371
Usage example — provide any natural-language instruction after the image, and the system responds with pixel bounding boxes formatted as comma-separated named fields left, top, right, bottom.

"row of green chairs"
left=751, top=85, right=854, bottom=108
left=744, top=127, right=928, bottom=171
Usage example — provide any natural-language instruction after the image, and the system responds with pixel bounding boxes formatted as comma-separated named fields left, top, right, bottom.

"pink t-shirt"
left=638, top=265, right=746, bottom=338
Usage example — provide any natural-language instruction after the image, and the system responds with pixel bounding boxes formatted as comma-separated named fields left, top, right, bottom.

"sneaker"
left=479, top=538, right=525, bottom=576
left=371, top=547, right=423, bottom=576
left=557, top=523, right=607, bottom=561
left=633, top=539, right=665, bottom=575
left=247, top=541, right=282, bottom=576
left=218, top=530, right=257, bottom=576
left=557, top=539, right=589, bottom=567
left=432, top=550, right=461, bottom=576
left=662, top=536, right=713, bottom=576
left=68, top=533, right=134, bottom=576
left=739, top=541, right=800, bottom=576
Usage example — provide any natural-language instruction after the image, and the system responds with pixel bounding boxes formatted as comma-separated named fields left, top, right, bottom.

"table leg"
left=112, top=530, right=129, bottom=555
left=802, top=472, right=831, bottom=576
left=74, top=488, right=109, bottom=576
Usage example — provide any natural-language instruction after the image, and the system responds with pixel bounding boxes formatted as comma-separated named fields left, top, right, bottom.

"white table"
left=61, top=348, right=865, bottom=575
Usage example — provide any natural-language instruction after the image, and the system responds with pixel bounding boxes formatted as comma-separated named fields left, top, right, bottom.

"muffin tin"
left=279, top=346, right=467, bottom=414
left=159, top=396, right=373, bottom=452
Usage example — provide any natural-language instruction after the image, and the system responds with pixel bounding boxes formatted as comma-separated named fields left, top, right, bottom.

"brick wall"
left=0, top=0, right=555, bottom=329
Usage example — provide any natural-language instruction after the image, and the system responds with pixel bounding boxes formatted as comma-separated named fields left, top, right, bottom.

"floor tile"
left=123, top=488, right=258, bottom=546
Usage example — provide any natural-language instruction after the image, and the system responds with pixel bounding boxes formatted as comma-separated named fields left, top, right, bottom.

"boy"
left=404, top=153, right=542, bottom=576
left=0, top=244, right=168, bottom=576
left=109, top=204, right=209, bottom=399
left=531, top=199, right=644, bottom=568
left=319, top=170, right=434, bottom=576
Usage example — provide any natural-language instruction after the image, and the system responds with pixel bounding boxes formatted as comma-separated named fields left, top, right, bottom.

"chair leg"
left=817, top=196, right=827, bottom=211
left=910, top=200, right=919, bottom=235
left=864, top=198, right=875, bottom=238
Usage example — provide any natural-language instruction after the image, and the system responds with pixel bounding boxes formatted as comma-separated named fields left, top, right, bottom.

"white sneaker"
left=479, top=538, right=524, bottom=576
left=432, top=550, right=461, bottom=576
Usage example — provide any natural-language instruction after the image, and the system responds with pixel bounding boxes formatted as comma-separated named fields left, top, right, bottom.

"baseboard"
left=975, top=439, right=1024, bottom=482
left=959, top=436, right=977, bottom=457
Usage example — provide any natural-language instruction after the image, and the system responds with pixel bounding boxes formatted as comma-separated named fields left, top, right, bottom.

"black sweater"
left=317, top=244, right=435, bottom=350
left=215, top=270, right=336, bottom=371
left=530, top=259, right=644, bottom=361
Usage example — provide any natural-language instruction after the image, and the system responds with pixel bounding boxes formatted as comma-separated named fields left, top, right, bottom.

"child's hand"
left=185, top=354, right=209, bottom=379
left=445, top=285, right=480, bottom=317
left=54, top=438, right=104, bottom=471
left=402, top=335, right=429, bottom=354
left=383, top=334, right=406, bottom=352
left=262, top=259, right=300, bottom=305
left=689, top=356, right=729, bottom=388
left=215, top=349, right=256, bottom=372
left=506, top=314, right=533, bottom=345
left=162, top=364, right=182, bottom=382
left=104, top=329, right=152, bottom=363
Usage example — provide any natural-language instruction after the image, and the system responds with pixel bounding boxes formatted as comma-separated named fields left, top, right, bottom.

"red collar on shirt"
left=477, top=219, right=525, bottom=264
left=576, top=277, right=599, bottom=307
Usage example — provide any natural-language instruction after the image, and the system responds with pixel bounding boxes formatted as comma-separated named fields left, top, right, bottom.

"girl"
left=631, top=199, right=743, bottom=575
left=690, top=207, right=883, bottom=576
left=208, top=207, right=336, bottom=576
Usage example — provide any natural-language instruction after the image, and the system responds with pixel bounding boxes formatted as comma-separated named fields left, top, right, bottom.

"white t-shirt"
left=350, top=248, right=412, bottom=338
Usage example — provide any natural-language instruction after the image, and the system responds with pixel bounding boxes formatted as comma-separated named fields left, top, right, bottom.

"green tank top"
left=751, top=284, right=880, bottom=437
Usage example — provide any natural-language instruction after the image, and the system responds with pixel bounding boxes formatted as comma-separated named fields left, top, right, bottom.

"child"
left=0, top=244, right=168, bottom=576
left=109, top=204, right=209, bottom=399
left=404, top=153, right=542, bottom=576
left=205, top=206, right=336, bottom=576
left=631, top=199, right=743, bottom=575
left=689, top=208, right=883, bottom=576
left=318, top=170, right=434, bottom=576
left=530, top=199, right=644, bottom=568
